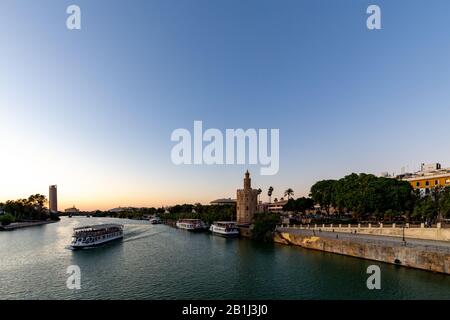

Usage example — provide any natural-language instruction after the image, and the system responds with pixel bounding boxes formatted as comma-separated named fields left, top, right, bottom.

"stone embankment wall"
left=278, top=223, right=450, bottom=241
left=273, top=230, right=450, bottom=274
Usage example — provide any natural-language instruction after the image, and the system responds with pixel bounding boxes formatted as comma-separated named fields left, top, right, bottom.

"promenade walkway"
left=277, top=227, right=450, bottom=254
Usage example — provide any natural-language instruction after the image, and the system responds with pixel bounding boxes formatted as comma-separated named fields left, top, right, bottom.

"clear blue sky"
left=1, top=0, right=450, bottom=210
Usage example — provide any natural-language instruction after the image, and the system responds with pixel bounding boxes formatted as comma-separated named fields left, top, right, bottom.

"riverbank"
left=0, top=220, right=58, bottom=231
left=274, top=227, right=450, bottom=274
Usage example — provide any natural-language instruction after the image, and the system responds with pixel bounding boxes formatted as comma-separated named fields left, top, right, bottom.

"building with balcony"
left=401, top=163, right=450, bottom=195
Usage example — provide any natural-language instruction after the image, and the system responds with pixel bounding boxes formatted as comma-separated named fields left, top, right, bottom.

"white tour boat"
left=176, top=219, right=208, bottom=231
left=209, top=221, right=240, bottom=237
left=150, top=217, right=162, bottom=224
left=70, top=224, right=123, bottom=249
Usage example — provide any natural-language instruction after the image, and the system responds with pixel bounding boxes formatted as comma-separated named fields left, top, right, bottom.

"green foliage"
left=439, top=187, right=450, bottom=219
left=2, top=194, right=50, bottom=221
left=160, top=204, right=236, bottom=224
left=284, top=188, right=294, bottom=199
left=310, top=180, right=336, bottom=213
left=310, top=174, right=415, bottom=220
left=0, top=213, right=15, bottom=226
left=283, top=197, right=314, bottom=213
left=251, top=212, right=280, bottom=241
left=413, top=196, right=437, bottom=220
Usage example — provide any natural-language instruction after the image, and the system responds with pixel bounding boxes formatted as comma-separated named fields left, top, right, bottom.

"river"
left=0, top=217, right=449, bottom=299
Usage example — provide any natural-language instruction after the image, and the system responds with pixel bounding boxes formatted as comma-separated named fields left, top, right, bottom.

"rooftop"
left=73, top=224, right=123, bottom=231
left=210, top=198, right=237, bottom=204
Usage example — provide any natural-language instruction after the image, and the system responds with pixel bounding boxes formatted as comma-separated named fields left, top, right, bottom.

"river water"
left=0, top=217, right=449, bottom=299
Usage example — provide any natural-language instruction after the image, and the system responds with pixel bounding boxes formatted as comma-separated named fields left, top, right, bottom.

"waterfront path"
left=0, top=220, right=57, bottom=231
left=277, top=227, right=450, bottom=254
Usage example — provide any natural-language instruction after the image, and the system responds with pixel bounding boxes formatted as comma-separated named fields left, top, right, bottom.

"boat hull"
left=209, top=223, right=240, bottom=237
left=70, top=235, right=123, bottom=250
left=211, top=231, right=240, bottom=237
left=175, top=220, right=208, bottom=232
left=176, top=225, right=207, bottom=232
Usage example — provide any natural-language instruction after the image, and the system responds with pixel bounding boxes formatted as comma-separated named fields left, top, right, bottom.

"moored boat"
left=209, top=221, right=240, bottom=237
left=150, top=217, right=162, bottom=224
left=176, top=219, right=208, bottom=231
left=70, top=224, right=123, bottom=249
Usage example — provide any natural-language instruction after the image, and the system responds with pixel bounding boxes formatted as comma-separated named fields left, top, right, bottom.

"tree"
left=282, top=197, right=314, bottom=214
left=310, top=180, right=336, bottom=214
left=296, top=197, right=314, bottom=214
left=284, top=188, right=294, bottom=200
left=413, top=196, right=437, bottom=221
left=310, top=174, right=414, bottom=220
left=2, top=194, right=49, bottom=221
left=439, top=187, right=450, bottom=219
left=283, top=199, right=297, bottom=213
left=251, top=212, right=280, bottom=241
left=257, top=188, right=262, bottom=203
left=268, top=186, right=274, bottom=204
left=0, top=214, right=15, bottom=226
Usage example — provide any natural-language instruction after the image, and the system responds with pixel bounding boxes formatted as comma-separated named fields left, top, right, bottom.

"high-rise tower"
left=49, top=185, right=58, bottom=213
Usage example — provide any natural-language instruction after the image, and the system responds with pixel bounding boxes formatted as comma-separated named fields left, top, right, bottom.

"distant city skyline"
left=2, top=0, right=450, bottom=210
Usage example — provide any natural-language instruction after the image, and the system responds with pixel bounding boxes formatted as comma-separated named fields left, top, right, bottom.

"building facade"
left=401, top=163, right=450, bottom=195
left=267, top=199, right=288, bottom=213
left=65, top=206, right=80, bottom=213
left=236, top=170, right=259, bottom=225
left=49, top=185, right=58, bottom=213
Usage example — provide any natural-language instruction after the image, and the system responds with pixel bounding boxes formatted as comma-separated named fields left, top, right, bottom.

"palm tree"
left=257, top=188, right=262, bottom=203
left=268, top=186, right=274, bottom=204
left=284, top=188, right=294, bottom=200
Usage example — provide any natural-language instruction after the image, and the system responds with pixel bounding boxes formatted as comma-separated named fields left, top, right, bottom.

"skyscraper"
left=49, top=185, right=58, bottom=213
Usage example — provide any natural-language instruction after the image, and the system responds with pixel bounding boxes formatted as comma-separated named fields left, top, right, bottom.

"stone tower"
left=236, top=170, right=259, bottom=225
